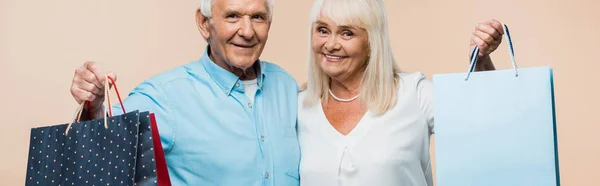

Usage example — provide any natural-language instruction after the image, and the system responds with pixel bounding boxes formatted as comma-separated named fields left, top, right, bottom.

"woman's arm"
left=470, top=19, right=505, bottom=71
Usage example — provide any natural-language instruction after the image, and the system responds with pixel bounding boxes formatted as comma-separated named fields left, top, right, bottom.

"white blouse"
left=298, top=72, right=434, bottom=186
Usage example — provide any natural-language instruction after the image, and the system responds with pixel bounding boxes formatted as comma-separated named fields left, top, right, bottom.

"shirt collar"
left=200, top=46, right=265, bottom=95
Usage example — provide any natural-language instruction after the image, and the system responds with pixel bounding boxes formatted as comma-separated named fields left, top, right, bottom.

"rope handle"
left=65, top=75, right=125, bottom=135
left=465, top=23, right=518, bottom=80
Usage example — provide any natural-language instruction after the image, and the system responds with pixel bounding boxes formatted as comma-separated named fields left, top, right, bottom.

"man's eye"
left=226, top=14, right=238, bottom=19
left=252, top=15, right=264, bottom=20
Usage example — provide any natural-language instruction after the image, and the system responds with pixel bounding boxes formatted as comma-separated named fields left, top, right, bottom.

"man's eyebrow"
left=252, top=11, right=269, bottom=16
left=222, top=9, right=240, bottom=15
left=221, top=9, right=268, bottom=16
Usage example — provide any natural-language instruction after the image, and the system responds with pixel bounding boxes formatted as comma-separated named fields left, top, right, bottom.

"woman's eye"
left=317, top=28, right=328, bottom=34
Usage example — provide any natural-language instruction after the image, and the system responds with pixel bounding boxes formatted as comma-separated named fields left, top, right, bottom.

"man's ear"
left=196, top=8, right=211, bottom=41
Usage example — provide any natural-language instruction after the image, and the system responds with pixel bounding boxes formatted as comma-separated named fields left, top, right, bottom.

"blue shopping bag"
left=433, top=24, right=560, bottom=186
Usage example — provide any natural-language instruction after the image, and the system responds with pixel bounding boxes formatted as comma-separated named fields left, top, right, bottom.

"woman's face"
left=312, top=15, right=370, bottom=81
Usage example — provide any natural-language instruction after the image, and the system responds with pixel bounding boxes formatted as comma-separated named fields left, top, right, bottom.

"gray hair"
left=199, top=0, right=275, bottom=19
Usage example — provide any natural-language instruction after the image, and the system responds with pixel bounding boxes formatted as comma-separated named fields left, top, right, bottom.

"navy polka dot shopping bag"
left=25, top=76, right=172, bottom=186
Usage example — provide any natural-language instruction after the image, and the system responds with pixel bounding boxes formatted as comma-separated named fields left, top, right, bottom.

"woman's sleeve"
left=416, top=73, right=434, bottom=134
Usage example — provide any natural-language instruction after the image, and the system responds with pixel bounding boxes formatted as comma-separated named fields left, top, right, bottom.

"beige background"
left=1, top=0, right=598, bottom=185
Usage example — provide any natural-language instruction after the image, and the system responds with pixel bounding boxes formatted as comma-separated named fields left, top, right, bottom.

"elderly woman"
left=297, top=0, right=503, bottom=185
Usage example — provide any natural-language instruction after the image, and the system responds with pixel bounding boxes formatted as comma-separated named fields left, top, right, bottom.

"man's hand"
left=70, top=61, right=116, bottom=118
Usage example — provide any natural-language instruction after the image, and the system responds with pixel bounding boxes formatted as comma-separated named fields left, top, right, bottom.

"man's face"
left=199, top=0, right=271, bottom=71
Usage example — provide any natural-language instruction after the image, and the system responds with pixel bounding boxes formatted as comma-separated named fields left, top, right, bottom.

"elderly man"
left=70, top=0, right=300, bottom=185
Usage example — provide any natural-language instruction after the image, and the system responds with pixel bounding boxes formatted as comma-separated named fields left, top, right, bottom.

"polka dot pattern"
left=26, top=111, right=142, bottom=185
left=135, top=112, right=159, bottom=185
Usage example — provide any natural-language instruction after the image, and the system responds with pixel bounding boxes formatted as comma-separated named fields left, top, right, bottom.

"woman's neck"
left=329, top=73, right=362, bottom=99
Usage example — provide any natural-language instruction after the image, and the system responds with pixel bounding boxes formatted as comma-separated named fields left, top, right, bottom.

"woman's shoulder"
left=397, top=72, right=431, bottom=90
left=398, top=71, right=428, bottom=80
left=298, top=82, right=308, bottom=98
left=297, top=91, right=313, bottom=110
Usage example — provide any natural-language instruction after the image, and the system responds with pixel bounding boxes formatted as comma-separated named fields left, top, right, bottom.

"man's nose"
left=237, top=16, right=255, bottom=40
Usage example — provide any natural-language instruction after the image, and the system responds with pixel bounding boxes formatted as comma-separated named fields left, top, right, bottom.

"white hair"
left=199, top=0, right=275, bottom=19
left=303, top=0, right=401, bottom=115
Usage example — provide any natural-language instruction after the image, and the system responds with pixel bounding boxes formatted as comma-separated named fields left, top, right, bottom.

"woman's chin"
left=322, top=69, right=345, bottom=79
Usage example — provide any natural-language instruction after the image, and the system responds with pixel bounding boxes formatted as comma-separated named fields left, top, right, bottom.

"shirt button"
left=248, top=102, right=252, bottom=108
left=260, top=135, right=265, bottom=142
left=264, top=172, right=269, bottom=179
left=235, top=82, right=240, bottom=87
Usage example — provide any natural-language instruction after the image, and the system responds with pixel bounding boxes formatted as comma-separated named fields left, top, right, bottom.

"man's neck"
left=208, top=49, right=258, bottom=80
left=233, top=67, right=257, bottom=80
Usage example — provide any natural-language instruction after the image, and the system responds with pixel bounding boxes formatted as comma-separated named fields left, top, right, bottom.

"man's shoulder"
left=260, top=61, right=296, bottom=83
left=133, top=61, right=203, bottom=93
left=145, top=61, right=200, bottom=84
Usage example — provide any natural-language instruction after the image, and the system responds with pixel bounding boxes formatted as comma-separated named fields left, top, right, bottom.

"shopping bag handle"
left=65, top=75, right=126, bottom=135
left=105, top=76, right=126, bottom=116
left=465, top=23, right=518, bottom=81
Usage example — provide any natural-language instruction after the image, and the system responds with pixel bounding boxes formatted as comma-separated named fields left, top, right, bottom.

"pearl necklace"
left=328, top=89, right=359, bottom=102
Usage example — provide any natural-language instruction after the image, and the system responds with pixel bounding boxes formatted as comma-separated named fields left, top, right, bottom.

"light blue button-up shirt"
left=112, top=47, right=300, bottom=185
